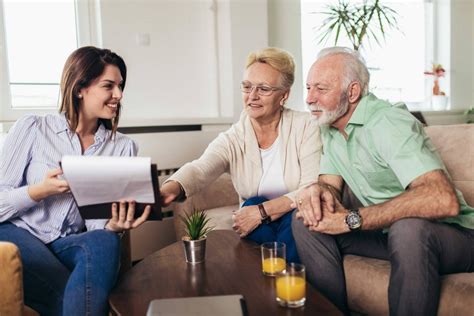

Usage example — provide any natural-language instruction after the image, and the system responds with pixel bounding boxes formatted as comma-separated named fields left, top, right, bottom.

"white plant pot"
left=432, top=95, right=448, bottom=111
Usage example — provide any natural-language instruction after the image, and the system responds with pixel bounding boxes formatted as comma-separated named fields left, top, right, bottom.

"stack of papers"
left=61, top=155, right=155, bottom=207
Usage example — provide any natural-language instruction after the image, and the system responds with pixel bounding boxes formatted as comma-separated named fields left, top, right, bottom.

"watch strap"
left=351, top=208, right=360, bottom=215
left=258, top=204, right=271, bottom=224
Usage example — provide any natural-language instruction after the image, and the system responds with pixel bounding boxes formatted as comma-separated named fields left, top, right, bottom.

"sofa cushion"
left=173, top=174, right=239, bottom=239
left=344, top=255, right=389, bottom=315
left=437, top=272, right=474, bottom=315
left=425, top=124, right=474, bottom=206
left=206, top=204, right=239, bottom=231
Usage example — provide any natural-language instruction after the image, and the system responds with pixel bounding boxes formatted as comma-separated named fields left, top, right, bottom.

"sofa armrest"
left=0, top=242, right=24, bottom=316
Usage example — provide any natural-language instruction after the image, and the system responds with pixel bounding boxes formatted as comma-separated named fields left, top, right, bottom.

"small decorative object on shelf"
left=181, top=210, right=213, bottom=264
left=424, top=63, right=446, bottom=96
left=424, top=63, right=448, bottom=110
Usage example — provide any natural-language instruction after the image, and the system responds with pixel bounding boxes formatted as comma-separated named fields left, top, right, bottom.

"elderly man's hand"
left=232, top=205, right=261, bottom=238
left=292, top=183, right=337, bottom=227
left=308, top=209, right=350, bottom=235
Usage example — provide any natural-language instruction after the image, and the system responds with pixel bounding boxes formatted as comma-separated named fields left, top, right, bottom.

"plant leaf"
left=314, top=0, right=400, bottom=51
left=181, top=209, right=214, bottom=240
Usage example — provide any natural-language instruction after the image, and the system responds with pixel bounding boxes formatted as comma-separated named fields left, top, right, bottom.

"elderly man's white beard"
left=309, top=93, right=349, bottom=126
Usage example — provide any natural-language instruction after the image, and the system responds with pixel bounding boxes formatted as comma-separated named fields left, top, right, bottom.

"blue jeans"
left=242, top=196, right=300, bottom=263
left=0, top=222, right=121, bottom=316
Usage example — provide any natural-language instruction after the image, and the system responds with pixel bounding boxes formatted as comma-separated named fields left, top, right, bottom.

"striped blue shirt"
left=0, top=114, right=137, bottom=243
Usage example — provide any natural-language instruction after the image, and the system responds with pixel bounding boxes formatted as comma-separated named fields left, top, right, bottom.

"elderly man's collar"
left=346, top=93, right=373, bottom=126
left=325, top=93, right=377, bottom=136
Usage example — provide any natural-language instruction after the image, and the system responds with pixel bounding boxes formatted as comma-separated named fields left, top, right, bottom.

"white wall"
left=227, top=0, right=269, bottom=118
left=99, top=0, right=268, bottom=126
left=472, top=1, right=474, bottom=105
left=450, top=0, right=473, bottom=109
left=268, top=0, right=304, bottom=111
left=100, top=0, right=220, bottom=122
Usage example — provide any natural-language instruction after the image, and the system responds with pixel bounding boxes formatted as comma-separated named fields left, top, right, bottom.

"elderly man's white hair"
left=317, top=47, right=370, bottom=96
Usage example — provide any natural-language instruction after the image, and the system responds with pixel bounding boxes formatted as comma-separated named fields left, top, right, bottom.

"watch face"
left=346, top=212, right=361, bottom=230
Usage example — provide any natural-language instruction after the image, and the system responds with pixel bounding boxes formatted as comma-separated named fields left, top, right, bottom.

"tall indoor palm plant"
left=317, top=0, right=399, bottom=51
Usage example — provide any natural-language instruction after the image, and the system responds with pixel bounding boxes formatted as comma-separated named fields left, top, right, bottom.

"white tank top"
left=257, top=136, right=288, bottom=200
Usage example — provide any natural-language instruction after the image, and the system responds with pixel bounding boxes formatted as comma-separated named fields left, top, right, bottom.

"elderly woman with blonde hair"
left=160, top=47, right=321, bottom=263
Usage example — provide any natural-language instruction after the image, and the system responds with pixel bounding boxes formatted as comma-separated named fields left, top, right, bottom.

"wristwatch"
left=258, top=204, right=271, bottom=225
left=345, top=208, right=363, bottom=231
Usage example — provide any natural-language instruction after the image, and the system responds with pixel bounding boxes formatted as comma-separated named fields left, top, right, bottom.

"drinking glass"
left=275, top=263, right=306, bottom=308
left=260, top=242, right=286, bottom=276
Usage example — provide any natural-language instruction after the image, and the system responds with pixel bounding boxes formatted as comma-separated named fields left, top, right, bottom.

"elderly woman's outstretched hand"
left=105, top=200, right=150, bottom=232
left=232, top=205, right=261, bottom=237
left=160, top=181, right=182, bottom=207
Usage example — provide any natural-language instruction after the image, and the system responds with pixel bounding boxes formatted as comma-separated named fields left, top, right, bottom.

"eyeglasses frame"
left=240, top=81, right=285, bottom=96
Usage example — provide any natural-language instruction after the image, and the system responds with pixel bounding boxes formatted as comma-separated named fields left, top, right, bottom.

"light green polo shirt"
left=320, top=93, right=474, bottom=229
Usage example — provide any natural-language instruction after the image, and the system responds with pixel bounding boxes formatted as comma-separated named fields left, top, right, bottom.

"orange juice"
left=262, top=257, right=286, bottom=274
left=276, top=275, right=306, bottom=301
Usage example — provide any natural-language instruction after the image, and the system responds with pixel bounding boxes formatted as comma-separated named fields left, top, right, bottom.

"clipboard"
left=75, top=164, right=162, bottom=221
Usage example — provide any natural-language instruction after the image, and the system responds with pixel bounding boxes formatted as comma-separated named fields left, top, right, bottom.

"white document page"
left=61, top=155, right=155, bottom=207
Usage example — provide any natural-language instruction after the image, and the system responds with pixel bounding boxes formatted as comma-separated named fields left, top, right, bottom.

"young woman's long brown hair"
left=59, top=46, right=127, bottom=135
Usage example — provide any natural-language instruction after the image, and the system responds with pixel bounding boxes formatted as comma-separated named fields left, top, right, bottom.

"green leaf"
left=314, top=0, right=400, bottom=51
left=180, top=209, right=214, bottom=240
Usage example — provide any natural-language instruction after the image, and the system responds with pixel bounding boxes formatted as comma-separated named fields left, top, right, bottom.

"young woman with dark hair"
left=0, top=46, right=150, bottom=316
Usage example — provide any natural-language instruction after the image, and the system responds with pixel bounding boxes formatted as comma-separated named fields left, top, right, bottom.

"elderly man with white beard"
left=291, top=47, right=474, bottom=316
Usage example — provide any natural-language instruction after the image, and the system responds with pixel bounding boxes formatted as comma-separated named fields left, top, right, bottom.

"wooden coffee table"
left=109, top=230, right=342, bottom=315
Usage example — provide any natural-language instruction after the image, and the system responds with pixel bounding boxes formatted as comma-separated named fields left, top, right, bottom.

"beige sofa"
left=174, top=124, right=474, bottom=315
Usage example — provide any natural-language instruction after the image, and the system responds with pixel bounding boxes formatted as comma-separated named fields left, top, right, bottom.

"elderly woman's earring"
left=77, top=94, right=82, bottom=99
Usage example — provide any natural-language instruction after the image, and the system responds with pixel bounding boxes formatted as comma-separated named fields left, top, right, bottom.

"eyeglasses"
left=240, top=81, right=283, bottom=96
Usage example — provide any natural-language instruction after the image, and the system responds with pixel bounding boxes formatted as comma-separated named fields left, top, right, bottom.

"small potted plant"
left=181, top=210, right=213, bottom=264
left=424, top=63, right=448, bottom=110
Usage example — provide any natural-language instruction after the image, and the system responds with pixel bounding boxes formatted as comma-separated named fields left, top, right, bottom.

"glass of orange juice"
left=275, top=263, right=306, bottom=308
left=261, top=242, right=286, bottom=276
